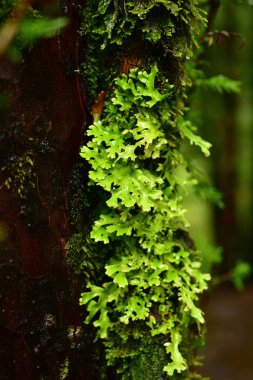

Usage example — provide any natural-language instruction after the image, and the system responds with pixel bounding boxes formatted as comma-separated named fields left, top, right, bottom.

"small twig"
left=206, top=29, right=246, bottom=49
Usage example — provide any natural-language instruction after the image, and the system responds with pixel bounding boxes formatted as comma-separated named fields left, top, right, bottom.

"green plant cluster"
left=80, top=0, right=206, bottom=100
left=82, top=0, right=205, bottom=53
left=80, top=65, right=210, bottom=378
left=231, top=260, right=252, bottom=290
left=78, top=1, right=212, bottom=379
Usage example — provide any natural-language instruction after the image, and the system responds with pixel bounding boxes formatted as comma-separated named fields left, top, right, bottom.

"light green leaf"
left=120, top=296, right=150, bottom=324
left=105, top=263, right=121, bottom=277
left=179, top=119, right=212, bottom=156
left=114, top=272, right=128, bottom=287
left=197, top=75, right=241, bottom=93
left=163, top=330, right=187, bottom=376
left=179, top=287, right=204, bottom=324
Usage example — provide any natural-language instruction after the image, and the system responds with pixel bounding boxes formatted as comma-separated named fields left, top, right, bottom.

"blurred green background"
left=185, top=0, right=253, bottom=279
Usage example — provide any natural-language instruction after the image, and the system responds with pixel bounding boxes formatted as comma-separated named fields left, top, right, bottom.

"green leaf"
left=93, top=311, right=111, bottom=339
left=179, top=287, right=204, bottom=324
left=80, top=282, right=124, bottom=338
left=163, top=330, right=187, bottom=376
left=179, top=119, right=212, bottom=157
left=90, top=223, right=110, bottom=244
left=232, top=260, right=252, bottom=290
left=120, top=296, right=150, bottom=324
left=128, top=111, right=166, bottom=150
left=114, top=272, right=128, bottom=288
left=98, top=0, right=112, bottom=14
left=90, top=163, right=163, bottom=211
left=91, top=212, right=133, bottom=243
left=147, top=267, right=168, bottom=286
left=197, top=75, right=241, bottom=94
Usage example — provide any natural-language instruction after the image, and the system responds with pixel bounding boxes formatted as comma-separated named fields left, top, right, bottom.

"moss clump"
left=80, top=0, right=206, bottom=101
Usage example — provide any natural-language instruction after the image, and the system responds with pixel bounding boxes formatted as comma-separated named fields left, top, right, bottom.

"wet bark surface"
left=0, top=2, right=100, bottom=379
left=200, top=284, right=253, bottom=380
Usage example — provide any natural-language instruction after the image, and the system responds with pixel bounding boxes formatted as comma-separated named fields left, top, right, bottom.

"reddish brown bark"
left=0, top=2, right=99, bottom=379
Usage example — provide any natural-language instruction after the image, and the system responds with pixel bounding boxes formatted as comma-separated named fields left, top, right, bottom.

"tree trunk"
left=0, top=2, right=98, bottom=379
left=214, top=4, right=238, bottom=271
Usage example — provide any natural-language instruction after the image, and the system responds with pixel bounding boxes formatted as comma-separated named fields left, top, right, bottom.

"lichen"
left=77, top=1, right=211, bottom=379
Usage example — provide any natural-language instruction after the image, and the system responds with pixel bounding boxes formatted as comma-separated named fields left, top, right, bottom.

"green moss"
left=0, top=149, right=35, bottom=204
left=67, top=231, right=107, bottom=281
left=108, top=332, right=169, bottom=380
left=80, top=0, right=206, bottom=103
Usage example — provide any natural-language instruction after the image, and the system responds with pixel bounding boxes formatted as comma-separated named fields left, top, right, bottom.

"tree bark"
left=0, top=1, right=98, bottom=379
left=213, top=4, right=238, bottom=271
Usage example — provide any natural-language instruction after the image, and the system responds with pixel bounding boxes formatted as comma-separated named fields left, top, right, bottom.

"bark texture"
left=0, top=2, right=97, bottom=379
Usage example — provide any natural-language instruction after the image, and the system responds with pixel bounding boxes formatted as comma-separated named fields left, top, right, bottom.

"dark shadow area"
left=200, top=284, right=253, bottom=379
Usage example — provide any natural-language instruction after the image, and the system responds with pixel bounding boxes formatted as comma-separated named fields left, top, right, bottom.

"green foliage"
left=178, top=119, right=211, bottom=156
left=199, top=242, right=223, bottom=273
left=231, top=260, right=252, bottom=290
left=83, top=0, right=205, bottom=53
left=196, top=75, right=241, bottom=93
left=59, top=358, right=69, bottom=380
left=80, top=66, right=211, bottom=378
left=186, top=61, right=241, bottom=94
left=194, top=182, right=224, bottom=208
left=80, top=0, right=206, bottom=100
